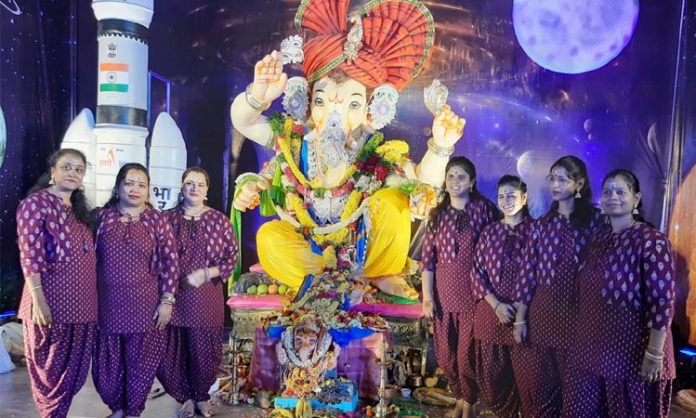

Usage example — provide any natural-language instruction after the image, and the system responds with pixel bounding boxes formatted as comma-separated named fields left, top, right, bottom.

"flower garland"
left=275, top=197, right=371, bottom=236
left=274, top=271, right=388, bottom=332
left=268, top=112, right=409, bottom=249
left=376, top=140, right=409, bottom=164
left=282, top=356, right=334, bottom=398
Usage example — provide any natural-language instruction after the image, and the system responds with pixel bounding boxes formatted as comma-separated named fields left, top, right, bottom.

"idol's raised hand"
left=431, top=104, right=466, bottom=149
left=251, top=50, right=288, bottom=105
left=233, top=180, right=268, bottom=212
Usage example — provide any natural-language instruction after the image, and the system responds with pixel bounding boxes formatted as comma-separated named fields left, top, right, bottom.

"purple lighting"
left=513, top=0, right=639, bottom=74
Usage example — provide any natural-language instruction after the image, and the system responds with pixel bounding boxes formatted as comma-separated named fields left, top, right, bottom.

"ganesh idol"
left=230, top=0, right=464, bottom=300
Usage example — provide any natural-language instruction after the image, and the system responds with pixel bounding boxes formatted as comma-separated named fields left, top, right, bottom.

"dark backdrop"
left=1, top=1, right=693, bottom=339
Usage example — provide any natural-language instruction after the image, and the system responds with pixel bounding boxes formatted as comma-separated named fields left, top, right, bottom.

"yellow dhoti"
left=257, top=188, right=411, bottom=288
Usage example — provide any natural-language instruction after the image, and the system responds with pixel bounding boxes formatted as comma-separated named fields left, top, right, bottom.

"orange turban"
left=295, top=0, right=435, bottom=92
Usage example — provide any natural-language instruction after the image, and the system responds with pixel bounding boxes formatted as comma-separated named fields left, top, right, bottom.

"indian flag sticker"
left=99, top=63, right=129, bottom=93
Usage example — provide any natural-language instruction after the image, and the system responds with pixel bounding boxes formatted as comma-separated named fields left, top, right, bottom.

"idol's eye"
left=349, top=101, right=362, bottom=110
left=314, top=97, right=324, bottom=106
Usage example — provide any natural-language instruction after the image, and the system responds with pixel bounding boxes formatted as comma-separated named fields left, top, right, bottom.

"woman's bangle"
left=204, top=268, right=211, bottom=281
left=644, top=350, right=664, bottom=362
left=159, top=300, right=173, bottom=306
left=493, top=301, right=501, bottom=312
left=29, top=285, right=43, bottom=293
left=513, top=320, right=526, bottom=326
left=647, top=345, right=663, bottom=354
left=160, top=294, right=176, bottom=304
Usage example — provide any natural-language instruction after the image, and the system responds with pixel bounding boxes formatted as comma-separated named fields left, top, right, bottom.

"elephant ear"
left=282, top=77, right=309, bottom=121
left=368, top=83, right=399, bottom=129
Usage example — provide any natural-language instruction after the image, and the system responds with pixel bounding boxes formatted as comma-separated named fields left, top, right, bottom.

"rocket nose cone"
left=63, top=109, right=96, bottom=143
left=92, top=0, right=154, bottom=28
left=151, top=112, right=186, bottom=149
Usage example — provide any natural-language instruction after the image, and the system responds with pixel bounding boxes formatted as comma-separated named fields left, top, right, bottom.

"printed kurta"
left=17, top=189, right=98, bottom=324
left=514, top=208, right=608, bottom=348
left=421, top=200, right=501, bottom=315
left=420, top=199, right=500, bottom=403
left=563, top=223, right=675, bottom=417
left=472, top=219, right=533, bottom=345
left=166, top=207, right=238, bottom=328
left=16, top=189, right=98, bottom=418
left=95, top=205, right=179, bottom=334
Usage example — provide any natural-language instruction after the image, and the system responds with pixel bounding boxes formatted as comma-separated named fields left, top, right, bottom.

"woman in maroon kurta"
left=16, top=149, right=97, bottom=418
left=93, top=163, right=179, bottom=418
left=563, top=169, right=675, bottom=417
left=156, top=167, right=238, bottom=418
left=421, top=156, right=500, bottom=418
left=512, top=155, right=609, bottom=417
left=472, top=175, right=532, bottom=418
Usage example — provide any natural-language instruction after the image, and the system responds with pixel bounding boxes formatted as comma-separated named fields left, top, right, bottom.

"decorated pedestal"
left=226, top=267, right=428, bottom=415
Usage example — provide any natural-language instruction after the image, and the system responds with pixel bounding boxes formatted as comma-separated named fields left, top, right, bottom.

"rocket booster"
left=149, top=112, right=187, bottom=210
left=92, top=0, right=153, bottom=205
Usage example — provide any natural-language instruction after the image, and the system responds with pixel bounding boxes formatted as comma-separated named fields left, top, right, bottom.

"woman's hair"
left=497, top=174, right=530, bottom=219
left=602, top=169, right=647, bottom=223
left=105, top=163, right=151, bottom=207
left=177, top=166, right=211, bottom=207
left=548, top=155, right=595, bottom=229
left=27, top=148, right=92, bottom=225
left=428, top=156, right=482, bottom=233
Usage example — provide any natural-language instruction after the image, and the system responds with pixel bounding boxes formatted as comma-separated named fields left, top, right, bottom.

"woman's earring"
left=49, top=177, right=55, bottom=185
left=632, top=207, right=639, bottom=215
left=574, top=190, right=581, bottom=199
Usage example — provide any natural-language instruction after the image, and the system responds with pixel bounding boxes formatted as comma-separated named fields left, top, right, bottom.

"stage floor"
left=0, top=364, right=266, bottom=418
left=2, top=363, right=694, bottom=417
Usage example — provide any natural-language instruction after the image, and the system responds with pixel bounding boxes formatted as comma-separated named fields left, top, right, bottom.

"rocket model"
left=60, top=0, right=186, bottom=210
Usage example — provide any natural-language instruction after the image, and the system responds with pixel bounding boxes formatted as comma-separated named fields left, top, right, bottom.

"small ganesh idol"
left=275, top=314, right=341, bottom=399
left=230, top=0, right=465, bottom=299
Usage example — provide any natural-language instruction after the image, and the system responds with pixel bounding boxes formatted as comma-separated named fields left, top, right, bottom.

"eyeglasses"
left=545, top=175, right=572, bottom=186
left=58, top=164, right=86, bottom=175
